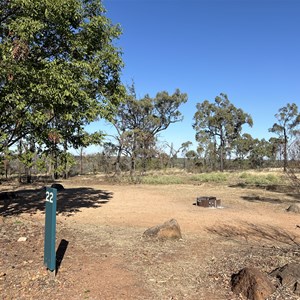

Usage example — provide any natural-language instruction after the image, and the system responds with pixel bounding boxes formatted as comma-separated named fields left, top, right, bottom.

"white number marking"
left=46, top=191, right=53, bottom=203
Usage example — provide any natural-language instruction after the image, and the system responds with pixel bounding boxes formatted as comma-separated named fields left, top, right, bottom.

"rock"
left=143, top=219, right=182, bottom=240
left=231, top=267, right=275, bottom=300
left=51, top=183, right=65, bottom=191
left=286, top=204, right=300, bottom=213
left=295, top=282, right=300, bottom=295
left=17, top=237, right=27, bottom=242
left=270, top=263, right=300, bottom=294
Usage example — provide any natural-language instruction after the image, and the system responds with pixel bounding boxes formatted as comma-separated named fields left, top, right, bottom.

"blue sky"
left=86, top=0, right=300, bottom=154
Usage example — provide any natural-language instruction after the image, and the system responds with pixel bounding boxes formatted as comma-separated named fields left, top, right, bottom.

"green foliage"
left=35, top=153, right=48, bottom=173
left=110, top=85, right=188, bottom=175
left=248, top=138, right=271, bottom=169
left=56, top=152, right=76, bottom=176
left=269, top=103, right=300, bottom=171
left=0, top=0, right=124, bottom=153
left=193, top=93, right=253, bottom=172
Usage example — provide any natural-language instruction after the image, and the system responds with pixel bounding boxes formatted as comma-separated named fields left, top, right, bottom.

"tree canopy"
left=110, top=87, right=188, bottom=174
left=269, top=103, right=300, bottom=171
left=0, top=0, right=124, bottom=153
left=193, top=93, right=253, bottom=171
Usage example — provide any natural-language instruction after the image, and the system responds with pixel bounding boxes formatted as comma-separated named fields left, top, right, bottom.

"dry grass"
left=1, top=172, right=300, bottom=299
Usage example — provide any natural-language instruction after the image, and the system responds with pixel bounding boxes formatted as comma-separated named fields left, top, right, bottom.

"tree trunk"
left=18, top=140, right=22, bottom=183
left=54, top=155, right=58, bottom=180
left=283, top=130, right=288, bottom=172
left=220, top=147, right=224, bottom=172
left=115, top=146, right=122, bottom=175
left=80, top=147, right=83, bottom=175
left=26, top=167, right=32, bottom=183
left=63, top=141, right=68, bottom=179
left=219, top=133, right=225, bottom=172
left=130, top=154, right=136, bottom=177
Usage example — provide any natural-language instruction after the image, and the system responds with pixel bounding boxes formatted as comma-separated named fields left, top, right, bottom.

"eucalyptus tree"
left=181, top=141, right=192, bottom=169
left=0, top=0, right=124, bottom=155
left=269, top=103, right=300, bottom=171
left=164, top=141, right=191, bottom=169
left=193, top=93, right=253, bottom=171
left=111, top=88, right=188, bottom=174
left=185, top=149, right=198, bottom=171
left=233, top=133, right=254, bottom=159
left=232, top=133, right=254, bottom=169
left=248, top=138, right=270, bottom=169
left=268, top=137, right=284, bottom=166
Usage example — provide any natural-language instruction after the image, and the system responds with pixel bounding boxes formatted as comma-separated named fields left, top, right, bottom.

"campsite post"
left=44, top=187, right=57, bottom=276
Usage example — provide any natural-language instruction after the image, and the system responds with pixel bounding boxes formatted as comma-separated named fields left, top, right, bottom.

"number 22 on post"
left=46, top=191, right=53, bottom=203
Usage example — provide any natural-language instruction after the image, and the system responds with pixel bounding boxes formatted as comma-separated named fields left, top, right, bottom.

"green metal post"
left=44, top=187, right=57, bottom=273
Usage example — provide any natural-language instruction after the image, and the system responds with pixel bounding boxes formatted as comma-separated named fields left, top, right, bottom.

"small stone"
left=17, top=237, right=27, bottom=242
left=286, top=204, right=300, bottom=213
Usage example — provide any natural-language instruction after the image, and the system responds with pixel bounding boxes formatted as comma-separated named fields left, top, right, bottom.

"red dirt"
left=1, top=177, right=300, bottom=299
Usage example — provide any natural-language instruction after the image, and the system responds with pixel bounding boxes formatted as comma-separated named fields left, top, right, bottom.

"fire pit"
left=196, top=196, right=221, bottom=208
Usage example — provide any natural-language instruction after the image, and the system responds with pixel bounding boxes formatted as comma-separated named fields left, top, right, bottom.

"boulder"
left=286, top=204, right=300, bottom=213
left=231, top=267, right=275, bottom=300
left=51, top=183, right=65, bottom=191
left=143, top=219, right=182, bottom=240
left=270, top=263, right=300, bottom=295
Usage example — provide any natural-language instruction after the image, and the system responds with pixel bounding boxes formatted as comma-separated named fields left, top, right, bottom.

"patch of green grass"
left=238, top=172, right=281, bottom=185
left=239, top=172, right=249, bottom=179
left=107, top=170, right=284, bottom=186
left=190, top=172, right=229, bottom=183
left=141, top=175, right=185, bottom=185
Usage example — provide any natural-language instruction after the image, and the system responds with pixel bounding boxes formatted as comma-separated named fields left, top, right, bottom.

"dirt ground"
left=1, top=175, right=300, bottom=300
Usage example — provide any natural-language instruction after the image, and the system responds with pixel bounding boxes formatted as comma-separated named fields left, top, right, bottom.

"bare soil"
left=1, top=175, right=300, bottom=300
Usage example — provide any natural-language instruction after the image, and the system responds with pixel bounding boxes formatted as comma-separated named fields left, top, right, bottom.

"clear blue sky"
left=86, top=0, right=300, bottom=154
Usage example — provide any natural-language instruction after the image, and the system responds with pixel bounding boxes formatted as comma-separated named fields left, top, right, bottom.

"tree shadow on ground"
left=241, top=195, right=283, bottom=204
left=287, top=193, right=300, bottom=200
left=206, top=222, right=300, bottom=249
left=229, top=183, right=300, bottom=203
left=0, top=187, right=113, bottom=217
left=229, top=183, right=294, bottom=193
